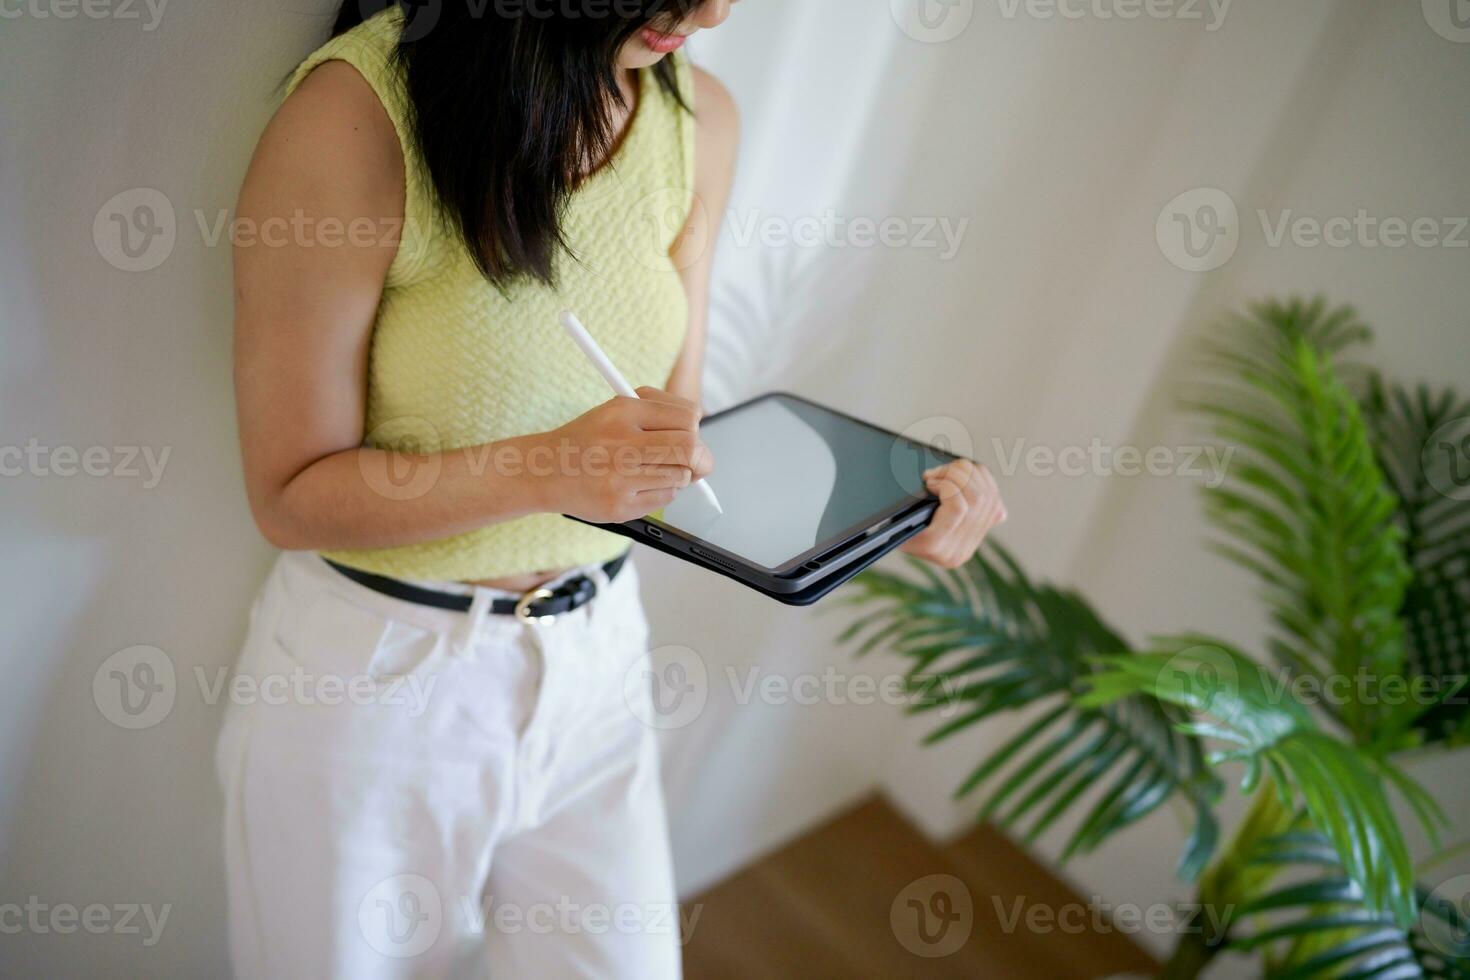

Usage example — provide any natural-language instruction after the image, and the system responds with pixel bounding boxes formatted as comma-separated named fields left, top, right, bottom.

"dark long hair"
left=330, top=0, right=701, bottom=286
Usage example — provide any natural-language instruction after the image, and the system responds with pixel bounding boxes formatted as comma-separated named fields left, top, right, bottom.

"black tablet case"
left=580, top=501, right=937, bottom=606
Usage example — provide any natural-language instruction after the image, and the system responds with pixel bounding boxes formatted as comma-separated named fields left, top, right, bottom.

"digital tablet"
left=571, top=392, right=959, bottom=605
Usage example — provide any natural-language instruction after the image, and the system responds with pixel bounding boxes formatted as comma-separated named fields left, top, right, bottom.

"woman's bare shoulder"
left=242, top=60, right=403, bottom=217
left=691, top=66, right=739, bottom=142
left=691, top=66, right=739, bottom=168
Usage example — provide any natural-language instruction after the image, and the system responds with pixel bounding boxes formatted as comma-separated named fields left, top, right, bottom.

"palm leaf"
left=1361, top=375, right=1470, bottom=746
left=1190, top=299, right=1413, bottom=744
left=839, top=545, right=1222, bottom=878
left=1081, top=643, right=1434, bottom=929
left=1230, top=830, right=1470, bottom=979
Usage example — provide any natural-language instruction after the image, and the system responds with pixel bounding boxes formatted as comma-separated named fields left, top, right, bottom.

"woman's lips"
left=640, top=27, right=688, bottom=53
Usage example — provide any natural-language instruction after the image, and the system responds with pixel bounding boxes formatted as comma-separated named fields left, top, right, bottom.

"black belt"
left=324, top=552, right=629, bottom=624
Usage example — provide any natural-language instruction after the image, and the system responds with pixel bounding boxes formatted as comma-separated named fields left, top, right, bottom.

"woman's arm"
left=666, top=67, right=741, bottom=406
left=235, top=63, right=709, bottom=552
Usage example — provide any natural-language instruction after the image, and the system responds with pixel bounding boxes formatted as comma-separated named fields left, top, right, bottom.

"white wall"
left=1, top=6, right=310, bottom=974
left=1, top=0, right=1466, bottom=975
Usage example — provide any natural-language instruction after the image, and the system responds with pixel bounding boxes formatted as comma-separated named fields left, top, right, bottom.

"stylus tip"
left=694, top=479, right=723, bottom=515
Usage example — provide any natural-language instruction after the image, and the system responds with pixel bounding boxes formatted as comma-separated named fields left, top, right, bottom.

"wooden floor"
left=681, top=795, right=1159, bottom=979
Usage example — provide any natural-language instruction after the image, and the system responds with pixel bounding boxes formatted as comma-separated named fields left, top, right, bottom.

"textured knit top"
left=285, top=7, right=695, bottom=581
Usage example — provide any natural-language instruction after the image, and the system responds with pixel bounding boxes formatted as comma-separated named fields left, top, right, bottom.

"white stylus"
left=559, top=310, right=723, bottom=515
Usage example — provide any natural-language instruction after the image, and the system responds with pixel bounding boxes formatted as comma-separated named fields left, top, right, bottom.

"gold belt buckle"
left=514, top=587, right=556, bottom=625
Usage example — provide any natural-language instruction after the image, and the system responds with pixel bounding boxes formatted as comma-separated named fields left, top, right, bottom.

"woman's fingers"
left=635, top=486, right=680, bottom=509
left=637, top=429, right=708, bottom=470
left=952, top=459, right=984, bottom=507
left=929, top=461, right=1004, bottom=524
left=905, top=460, right=1007, bottom=569
left=977, top=464, right=1007, bottom=524
left=686, top=440, right=715, bottom=480
left=903, top=475, right=969, bottom=568
left=926, top=458, right=983, bottom=505
left=638, top=464, right=694, bottom=490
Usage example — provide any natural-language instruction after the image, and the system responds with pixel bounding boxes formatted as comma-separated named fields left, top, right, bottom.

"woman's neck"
left=584, top=68, right=642, bottom=178
left=609, top=68, right=640, bottom=133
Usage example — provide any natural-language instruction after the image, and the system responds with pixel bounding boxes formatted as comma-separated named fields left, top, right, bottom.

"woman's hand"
left=900, top=459, right=1007, bottom=570
left=543, top=387, right=715, bottom=525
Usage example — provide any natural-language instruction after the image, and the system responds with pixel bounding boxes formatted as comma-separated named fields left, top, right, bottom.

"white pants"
left=214, top=551, right=681, bottom=980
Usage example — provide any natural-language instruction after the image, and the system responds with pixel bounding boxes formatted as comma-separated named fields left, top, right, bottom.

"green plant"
left=840, top=299, right=1470, bottom=977
left=1362, top=375, right=1470, bottom=747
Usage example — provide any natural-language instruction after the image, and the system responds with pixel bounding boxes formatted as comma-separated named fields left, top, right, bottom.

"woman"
left=219, top=1, right=1007, bottom=977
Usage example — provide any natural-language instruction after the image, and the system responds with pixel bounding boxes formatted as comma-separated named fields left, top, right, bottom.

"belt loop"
left=453, top=587, right=496, bottom=657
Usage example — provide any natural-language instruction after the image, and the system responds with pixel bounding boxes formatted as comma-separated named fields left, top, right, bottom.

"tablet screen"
left=654, top=394, right=955, bottom=570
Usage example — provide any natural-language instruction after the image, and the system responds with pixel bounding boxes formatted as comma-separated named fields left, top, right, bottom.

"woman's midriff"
left=465, top=567, right=573, bottom=593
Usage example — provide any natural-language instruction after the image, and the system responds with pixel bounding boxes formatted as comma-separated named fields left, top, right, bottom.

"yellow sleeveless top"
left=285, top=7, right=695, bottom=581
